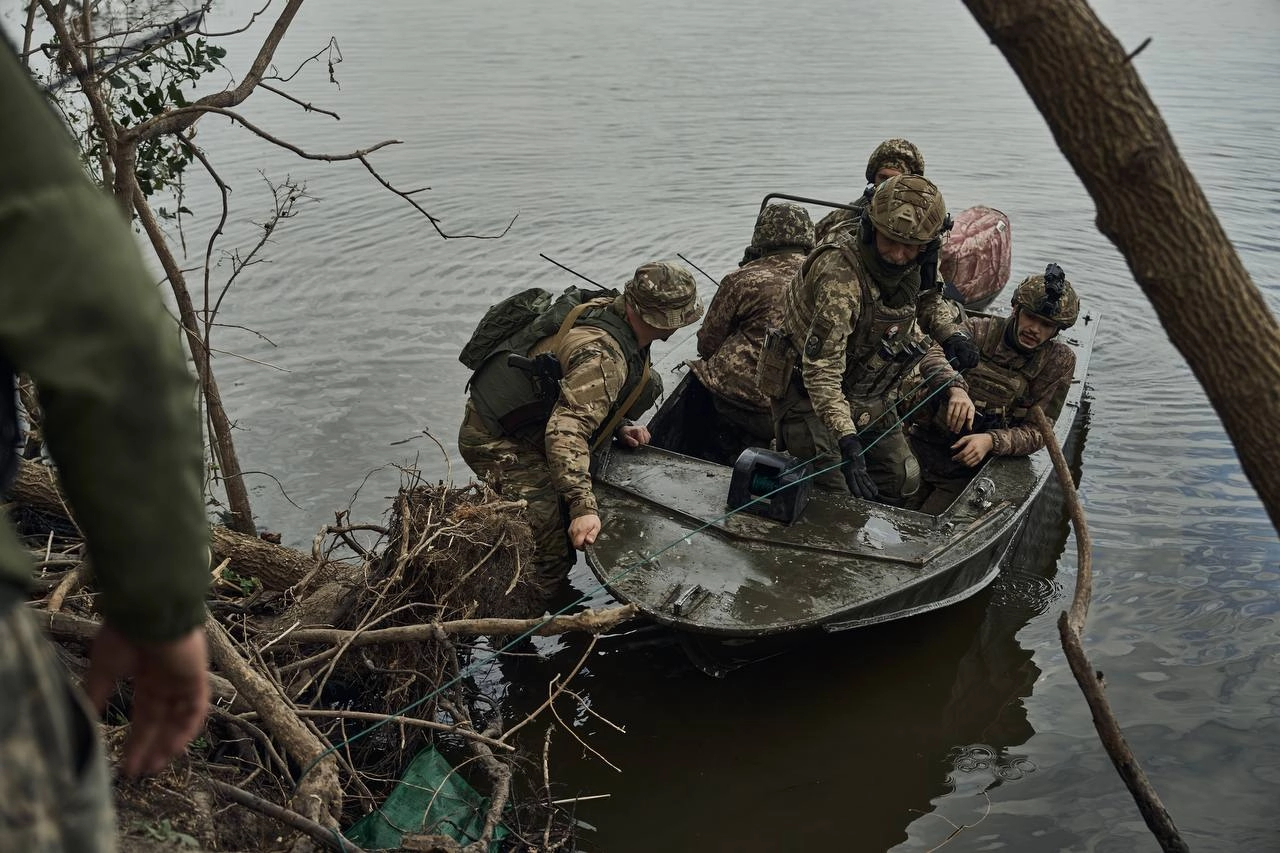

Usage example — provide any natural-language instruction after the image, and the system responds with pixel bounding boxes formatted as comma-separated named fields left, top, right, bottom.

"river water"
left=21, top=0, right=1280, bottom=849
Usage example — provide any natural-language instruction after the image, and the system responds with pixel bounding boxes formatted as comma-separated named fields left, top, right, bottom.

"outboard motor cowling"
left=727, top=447, right=812, bottom=525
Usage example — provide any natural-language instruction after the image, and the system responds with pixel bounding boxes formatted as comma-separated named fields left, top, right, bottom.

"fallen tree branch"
left=238, top=708, right=515, bottom=753
left=1031, top=405, right=1189, bottom=853
left=207, top=778, right=365, bottom=853
left=283, top=606, right=637, bottom=648
left=46, top=563, right=85, bottom=612
left=11, top=457, right=344, bottom=591
left=205, top=614, right=345, bottom=831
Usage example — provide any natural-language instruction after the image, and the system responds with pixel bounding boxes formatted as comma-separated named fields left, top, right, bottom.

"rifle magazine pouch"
left=470, top=356, right=553, bottom=436
left=757, top=329, right=795, bottom=400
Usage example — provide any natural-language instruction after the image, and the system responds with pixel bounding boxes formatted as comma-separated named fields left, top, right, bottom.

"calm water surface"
left=28, top=0, right=1280, bottom=849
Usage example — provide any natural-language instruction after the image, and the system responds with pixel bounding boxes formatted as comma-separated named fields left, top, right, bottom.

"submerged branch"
left=1032, top=405, right=1189, bottom=853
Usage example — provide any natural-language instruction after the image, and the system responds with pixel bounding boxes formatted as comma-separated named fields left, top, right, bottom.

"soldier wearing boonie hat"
left=458, top=259, right=702, bottom=604
left=624, top=261, right=704, bottom=331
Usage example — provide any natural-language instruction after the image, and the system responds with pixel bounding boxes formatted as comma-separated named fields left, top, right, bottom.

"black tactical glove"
left=942, top=331, right=980, bottom=371
left=837, top=433, right=879, bottom=500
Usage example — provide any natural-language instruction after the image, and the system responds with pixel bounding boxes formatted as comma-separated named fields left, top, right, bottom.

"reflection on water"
left=513, top=416, right=1087, bottom=853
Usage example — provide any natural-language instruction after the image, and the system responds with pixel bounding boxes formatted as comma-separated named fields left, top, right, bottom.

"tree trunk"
left=11, top=457, right=323, bottom=592
left=129, top=179, right=258, bottom=535
left=960, top=0, right=1280, bottom=532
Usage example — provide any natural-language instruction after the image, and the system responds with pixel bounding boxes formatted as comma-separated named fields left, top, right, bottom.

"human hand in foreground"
left=84, top=624, right=209, bottom=777
left=569, top=513, right=602, bottom=549
left=951, top=432, right=994, bottom=468
left=945, top=386, right=976, bottom=434
left=616, top=424, right=651, bottom=448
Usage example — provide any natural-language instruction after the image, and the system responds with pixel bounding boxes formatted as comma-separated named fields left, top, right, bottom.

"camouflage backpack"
left=458, top=285, right=618, bottom=371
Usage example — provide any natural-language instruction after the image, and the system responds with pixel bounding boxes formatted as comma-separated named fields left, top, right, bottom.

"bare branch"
left=264, top=35, right=342, bottom=84
left=1031, top=406, right=1190, bottom=853
left=121, top=0, right=306, bottom=144
left=359, top=156, right=521, bottom=240
left=257, top=81, right=342, bottom=119
left=284, top=606, right=637, bottom=648
left=151, top=105, right=400, bottom=161
left=207, top=779, right=363, bottom=853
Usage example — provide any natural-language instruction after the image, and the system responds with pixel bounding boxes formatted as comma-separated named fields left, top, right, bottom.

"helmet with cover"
left=864, top=138, right=925, bottom=183
left=865, top=174, right=948, bottom=246
left=752, top=202, right=816, bottom=254
left=1011, top=262, right=1079, bottom=329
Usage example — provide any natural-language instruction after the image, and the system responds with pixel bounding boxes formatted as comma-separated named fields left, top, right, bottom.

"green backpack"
left=458, top=285, right=617, bottom=371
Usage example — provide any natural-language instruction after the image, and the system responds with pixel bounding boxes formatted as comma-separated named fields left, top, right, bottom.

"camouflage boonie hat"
left=752, top=202, right=815, bottom=253
left=865, top=138, right=925, bottom=184
left=625, top=261, right=704, bottom=331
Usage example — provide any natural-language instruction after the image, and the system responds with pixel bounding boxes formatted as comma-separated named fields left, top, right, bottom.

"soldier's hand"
left=837, top=433, right=879, bottom=500
left=84, top=624, right=209, bottom=777
left=616, top=423, right=651, bottom=448
left=945, top=387, right=976, bottom=434
left=950, top=433, right=994, bottom=468
left=942, top=331, right=980, bottom=371
left=569, top=513, right=602, bottom=549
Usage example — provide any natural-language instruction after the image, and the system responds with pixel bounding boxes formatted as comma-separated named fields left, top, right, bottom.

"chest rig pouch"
left=833, top=244, right=925, bottom=406
left=962, top=318, right=1050, bottom=428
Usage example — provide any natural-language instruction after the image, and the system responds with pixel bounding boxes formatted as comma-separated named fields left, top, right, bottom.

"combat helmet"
left=1012, top=263, right=1079, bottom=329
left=865, top=174, right=949, bottom=246
left=752, top=202, right=815, bottom=254
left=865, top=138, right=925, bottom=183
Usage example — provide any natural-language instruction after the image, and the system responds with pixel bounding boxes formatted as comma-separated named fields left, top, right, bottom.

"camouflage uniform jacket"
left=813, top=212, right=964, bottom=343
left=528, top=297, right=643, bottom=519
left=813, top=197, right=866, bottom=246
left=962, top=315, right=1080, bottom=455
left=781, top=232, right=965, bottom=438
left=689, top=250, right=804, bottom=411
left=0, top=44, right=209, bottom=642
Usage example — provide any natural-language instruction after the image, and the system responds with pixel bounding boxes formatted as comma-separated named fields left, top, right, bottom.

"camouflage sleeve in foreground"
left=0, top=44, right=209, bottom=642
left=989, top=342, right=1077, bottom=457
left=695, top=271, right=743, bottom=359
left=917, top=342, right=967, bottom=396
left=917, top=286, right=965, bottom=343
left=543, top=332, right=629, bottom=518
left=799, top=250, right=862, bottom=438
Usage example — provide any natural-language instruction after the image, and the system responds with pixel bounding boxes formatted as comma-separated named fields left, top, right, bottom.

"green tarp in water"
left=344, top=746, right=508, bottom=850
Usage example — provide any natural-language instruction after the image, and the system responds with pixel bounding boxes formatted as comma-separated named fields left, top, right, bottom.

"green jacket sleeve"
left=0, top=42, right=209, bottom=642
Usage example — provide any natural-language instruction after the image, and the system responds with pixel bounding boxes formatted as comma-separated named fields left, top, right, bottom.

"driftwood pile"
left=9, top=457, right=635, bottom=852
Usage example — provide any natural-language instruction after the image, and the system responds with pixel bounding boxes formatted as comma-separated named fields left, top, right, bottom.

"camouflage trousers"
left=907, top=426, right=977, bottom=514
left=457, top=400, right=575, bottom=596
left=0, top=589, right=115, bottom=853
left=771, top=385, right=921, bottom=502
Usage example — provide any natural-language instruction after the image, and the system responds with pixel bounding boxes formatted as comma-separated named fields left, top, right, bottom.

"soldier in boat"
left=458, top=261, right=703, bottom=602
left=906, top=263, right=1081, bottom=515
left=756, top=174, right=974, bottom=506
left=813, top=137, right=983, bottom=370
left=814, top=137, right=926, bottom=245
left=687, top=201, right=815, bottom=463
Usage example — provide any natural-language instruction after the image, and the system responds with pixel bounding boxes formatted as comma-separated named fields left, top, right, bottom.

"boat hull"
left=585, top=310, right=1097, bottom=644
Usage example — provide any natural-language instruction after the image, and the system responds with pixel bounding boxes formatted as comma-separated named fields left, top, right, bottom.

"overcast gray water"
left=13, top=0, right=1280, bottom=849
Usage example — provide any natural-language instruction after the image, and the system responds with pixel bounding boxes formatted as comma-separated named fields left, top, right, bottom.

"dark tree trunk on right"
left=961, top=0, right=1280, bottom=532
